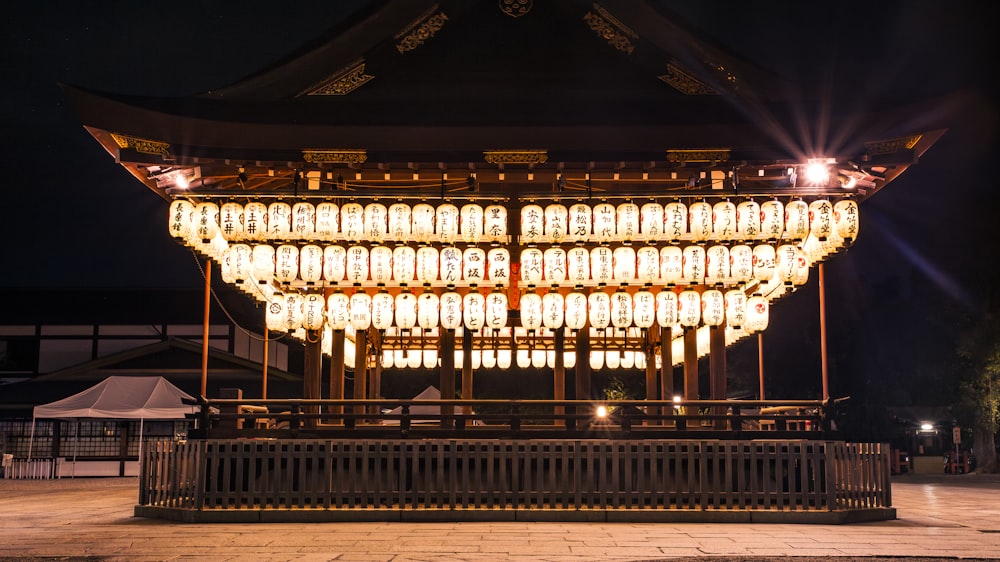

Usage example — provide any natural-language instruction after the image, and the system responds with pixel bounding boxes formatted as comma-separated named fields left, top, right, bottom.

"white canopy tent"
left=28, top=376, right=198, bottom=468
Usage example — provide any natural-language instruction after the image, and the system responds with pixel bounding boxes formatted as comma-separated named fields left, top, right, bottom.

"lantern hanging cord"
left=191, top=251, right=290, bottom=343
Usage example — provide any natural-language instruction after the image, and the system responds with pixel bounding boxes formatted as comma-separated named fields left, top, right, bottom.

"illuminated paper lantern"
left=590, top=348, right=605, bottom=370
left=568, top=203, right=592, bottom=242
left=314, top=202, right=339, bottom=240
left=519, top=292, right=542, bottom=331
left=520, top=248, right=544, bottom=286
left=532, top=348, right=546, bottom=369
left=283, top=292, right=305, bottom=332
left=633, top=290, right=655, bottom=329
left=729, top=244, right=754, bottom=285
left=485, top=291, right=508, bottom=329
left=809, top=198, right=833, bottom=241
left=543, top=247, right=567, bottom=285
left=439, top=246, right=463, bottom=285
left=326, top=292, right=349, bottom=330
left=736, top=199, right=760, bottom=240
left=590, top=247, right=613, bottom=285
left=464, top=292, right=486, bottom=331
left=701, top=289, right=725, bottom=326
left=392, top=245, right=416, bottom=285
left=417, top=291, right=439, bottom=329
left=682, top=245, right=705, bottom=284
left=229, top=243, right=253, bottom=283
left=275, top=244, right=299, bottom=283
left=746, top=296, right=769, bottom=332
left=640, top=201, right=663, bottom=239
left=411, top=203, right=435, bottom=243
left=387, top=202, right=412, bottom=241
left=395, top=291, right=417, bottom=329
left=369, top=246, right=393, bottom=285
left=833, top=199, right=860, bottom=243
left=498, top=348, right=512, bottom=370
left=266, top=293, right=286, bottom=332
left=517, top=348, right=531, bottom=369
left=340, top=202, right=364, bottom=241
left=792, top=250, right=810, bottom=286
left=612, top=246, right=636, bottom=283
left=482, top=348, right=496, bottom=369
left=636, top=246, right=659, bottom=284
left=752, top=244, right=776, bottom=281
left=678, top=289, right=701, bottom=327
left=383, top=349, right=395, bottom=369
left=460, top=203, right=484, bottom=243
left=663, top=200, right=687, bottom=242
left=436, top=203, right=459, bottom=243
left=349, top=292, right=372, bottom=330
left=564, top=349, right=577, bottom=369
left=292, top=202, right=316, bottom=239
left=544, top=203, right=568, bottom=242
left=363, top=202, right=387, bottom=243
left=784, top=199, right=809, bottom=241
left=346, top=245, right=370, bottom=284
left=168, top=199, right=195, bottom=240
left=487, top=248, right=510, bottom=286
left=760, top=199, right=784, bottom=241
left=588, top=291, right=611, bottom=329
left=775, top=244, right=799, bottom=284
left=659, top=246, right=683, bottom=285
left=463, top=247, right=486, bottom=285
left=242, top=201, right=267, bottom=241
left=220, top=247, right=235, bottom=284
left=656, top=290, right=679, bottom=327
left=440, top=291, right=463, bottom=330
left=725, top=289, right=747, bottom=329
left=705, top=245, right=730, bottom=285
left=611, top=290, right=633, bottom=329
left=484, top=204, right=508, bottom=243
left=616, top=202, right=639, bottom=241
left=567, top=247, right=589, bottom=285
left=266, top=201, right=292, bottom=240
left=194, top=201, right=220, bottom=242
left=592, top=202, right=616, bottom=242
left=251, top=244, right=275, bottom=283
left=323, top=245, right=347, bottom=283
left=564, top=292, right=588, bottom=330
left=302, top=293, right=325, bottom=331
left=371, top=291, right=394, bottom=330
left=416, top=246, right=439, bottom=285
left=688, top=200, right=712, bottom=242
left=299, top=244, right=324, bottom=284
left=520, top=204, right=544, bottom=244
left=712, top=200, right=736, bottom=240
left=219, top=202, right=244, bottom=241
left=542, top=291, right=564, bottom=329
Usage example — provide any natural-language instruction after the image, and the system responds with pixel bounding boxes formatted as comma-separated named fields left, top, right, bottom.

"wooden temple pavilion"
left=66, top=1, right=944, bottom=522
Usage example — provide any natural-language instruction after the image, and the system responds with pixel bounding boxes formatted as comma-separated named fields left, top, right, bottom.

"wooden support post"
left=683, top=327, right=698, bottom=400
left=573, top=324, right=591, bottom=430
left=758, top=332, right=765, bottom=400
left=353, top=328, right=367, bottom=422
left=330, top=329, right=345, bottom=424
left=660, top=325, right=673, bottom=400
left=200, top=258, right=211, bottom=398
left=303, top=330, right=322, bottom=428
left=462, top=328, right=473, bottom=416
left=440, top=328, right=456, bottom=428
left=554, top=326, right=565, bottom=426
left=645, top=326, right=659, bottom=425
left=819, top=262, right=829, bottom=401
left=261, top=328, right=269, bottom=400
left=709, top=325, right=727, bottom=429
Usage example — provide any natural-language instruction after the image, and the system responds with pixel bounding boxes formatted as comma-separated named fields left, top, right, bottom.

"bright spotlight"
left=804, top=162, right=830, bottom=186
left=595, top=405, right=609, bottom=419
left=920, top=422, right=934, bottom=432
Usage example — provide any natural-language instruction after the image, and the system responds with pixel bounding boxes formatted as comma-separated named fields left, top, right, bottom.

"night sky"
left=2, top=2, right=996, bottom=405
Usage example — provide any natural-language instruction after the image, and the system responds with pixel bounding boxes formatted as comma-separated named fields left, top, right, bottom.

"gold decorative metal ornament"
left=864, top=134, right=923, bottom=156
left=583, top=5, right=636, bottom=55
left=658, top=62, right=720, bottom=95
left=499, top=0, right=532, bottom=18
left=396, top=10, right=449, bottom=54
left=666, top=149, right=730, bottom=164
left=302, top=149, right=368, bottom=164
left=110, top=133, right=170, bottom=156
left=306, top=60, right=374, bottom=96
left=484, top=150, right=548, bottom=164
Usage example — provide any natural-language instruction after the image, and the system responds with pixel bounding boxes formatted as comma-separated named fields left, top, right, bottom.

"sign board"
left=953, top=426, right=962, bottom=444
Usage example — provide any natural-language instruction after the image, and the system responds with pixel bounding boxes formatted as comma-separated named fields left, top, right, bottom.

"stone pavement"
left=2, top=472, right=999, bottom=561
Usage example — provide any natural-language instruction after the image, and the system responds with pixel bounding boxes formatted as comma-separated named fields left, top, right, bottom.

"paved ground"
left=1, top=472, right=999, bottom=561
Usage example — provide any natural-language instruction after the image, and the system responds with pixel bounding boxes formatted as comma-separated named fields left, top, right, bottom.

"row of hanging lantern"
left=169, top=197, right=858, bottom=246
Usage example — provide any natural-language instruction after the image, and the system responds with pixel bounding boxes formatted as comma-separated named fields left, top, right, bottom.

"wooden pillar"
left=369, top=344, right=382, bottom=417
left=553, top=327, right=565, bottom=425
left=330, top=329, right=345, bottom=424
left=683, top=327, right=698, bottom=400
left=645, top=326, right=659, bottom=425
left=660, top=325, right=673, bottom=400
left=461, top=328, right=473, bottom=415
left=303, top=331, right=322, bottom=428
left=758, top=332, right=765, bottom=400
left=709, top=325, right=727, bottom=429
left=353, top=328, right=368, bottom=421
left=261, top=328, right=269, bottom=400
left=819, top=262, right=830, bottom=401
left=573, top=324, right=591, bottom=430
left=200, top=258, right=211, bottom=398
left=440, top=328, right=456, bottom=428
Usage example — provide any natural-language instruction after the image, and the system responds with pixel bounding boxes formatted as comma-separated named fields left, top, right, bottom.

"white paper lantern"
left=564, top=292, right=588, bottom=330
left=194, top=201, right=220, bottom=242
left=610, top=290, right=633, bottom=329
left=542, top=292, right=564, bottom=329
left=416, top=246, right=439, bottom=285
left=746, top=295, right=769, bottom=332
left=220, top=247, right=235, bottom=284
left=420, top=345, right=434, bottom=370
left=520, top=204, right=544, bottom=244
left=616, top=202, right=640, bottom=241
left=299, top=244, right=324, bottom=284
left=340, top=202, right=364, bottom=241
left=484, top=204, right=508, bottom=243
left=568, top=203, right=592, bottom=242
left=326, top=292, right=349, bottom=330
left=588, top=291, right=611, bottom=329
left=736, top=200, right=760, bottom=240
left=383, top=349, right=395, bottom=369
left=252, top=244, right=275, bottom=283
left=728, top=244, right=753, bottom=285
left=590, top=348, right=605, bottom=370
left=775, top=244, right=799, bottom=284
left=712, top=200, right=737, bottom=240
left=612, top=246, right=636, bottom=283
left=302, top=293, right=325, bottom=330
left=567, top=247, right=589, bottom=285
left=460, top=203, right=484, bottom=243
left=760, top=199, right=784, bottom=241
left=463, top=292, right=486, bottom=331
left=350, top=292, right=372, bottom=330
left=682, top=245, right=705, bottom=284
left=543, top=247, right=567, bottom=285
left=633, top=290, right=655, bottom=329
left=346, top=245, right=370, bottom=284
left=266, top=293, right=286, bottom=332
left=517, top=348, right=531, bottom=369
left=417, top=291, right=439, bottom=329
left=371, top=292, right=394, bottom=330
left=323, top=245, right=347, bottom=283
left=592, top=202, right=616, bottom=242
left=656, top=290, right=679, bottom=327
left=590, top=247, right=613, bottom=285
left=315, top=202, right=339, bottom=240
left=463, top=247, right=486, bottom=285
left=784, top=199, right=809, bottom=241
left=487, top=248, right=510, bottom=286
left=369, top=246, right=393, bottom=285
left=283, top=292, right=305, bottom=331
left=678, top=289, right=701, bottom=327
left=485, top=291, right=508, bottom=329
left=229, top=244, right=253, bottom=283
left=292, top=202, right=316, bottom=240
left=482, top=348, right=496, bottom=369
left=219, top=202, right=244, bottom=241
left=361, top=202, right=386, bottom=243
left=636, top=246, right=659, bottom=284
left=664, top=200, right=687, bottom=242
left=435, top=203, right=459, bottom=243
left=520, top=248, right=544, bottom=286
left=388, top=202, right=412, bottom=241
left=168, top=199, right=195, bottom=241
left=725, top=289, right=747, bottom=329
left=266, top=202, right=291, bottom=240
left=395, top=291, right=417, bottom=329
left=659, top=246, right=683, bottom=286
left=544, top=203, right=568, bottom=242
left=440, top=291, right=463, bottom=330
left=439, top=246, right=462, bottom=285
left=809, top=199, right=833, bottom=241
left=701, top=289, right=725, bottom=326
left=705, top=245, right=730, bottom=285
left=833, top=199, right=860, bottom=243
left=792, top=250, right=810, bottom=286
left=242, top=201, right=267, bottom=241
left=688, top=200, right=712, bottom=242
left=393, top=245, right=416, bottom=285
left=564, top=349, right=577, bottom=369
left=411, top=203, right=435, bottom=243
left=497, top=348, right=512, bottom=370
left=275, top=244, right=299, bottom=283
left=520, top=292, right=542, bottom=331
left=532, top=348, right=546, bottom=369
left=752, top=244, right=776, bottom=281
left=640, top=202, right=663, bottom=239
